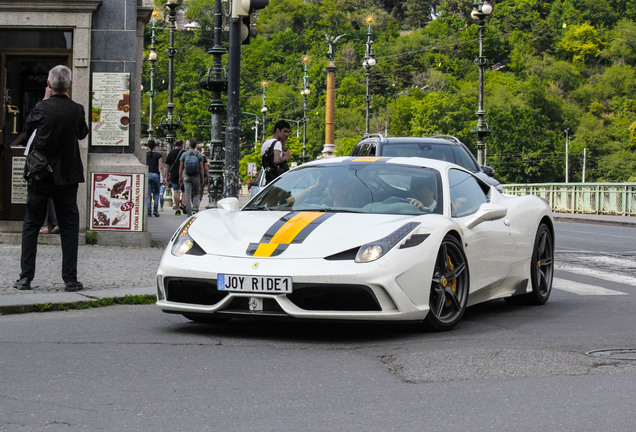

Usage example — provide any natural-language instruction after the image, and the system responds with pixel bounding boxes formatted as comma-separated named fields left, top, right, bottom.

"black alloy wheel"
left=424, top=235, right=469, bottom=331
left=527, top=223, right=554, bottom=304
left=506, top=222, right=554, bottom=305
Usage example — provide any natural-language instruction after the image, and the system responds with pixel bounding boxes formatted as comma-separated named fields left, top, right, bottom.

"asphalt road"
left=1, top=222, right=634, bottom=432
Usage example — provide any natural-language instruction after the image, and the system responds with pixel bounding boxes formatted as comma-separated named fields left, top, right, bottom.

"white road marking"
left=555, top=263, right=636, bottom=286
left=553, top=278, right=628, bottom=296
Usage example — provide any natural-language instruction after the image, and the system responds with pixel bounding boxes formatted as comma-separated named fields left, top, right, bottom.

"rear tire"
left=423, top=236, right=469, bottom=331
left=507, top=223, right=554, bottom=305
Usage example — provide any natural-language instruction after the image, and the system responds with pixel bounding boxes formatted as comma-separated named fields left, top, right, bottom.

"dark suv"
left=351, top=134, right=501, bottom=189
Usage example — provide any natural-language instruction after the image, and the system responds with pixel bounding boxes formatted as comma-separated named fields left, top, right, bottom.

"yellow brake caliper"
left=444, top=256, right=456, bottom=308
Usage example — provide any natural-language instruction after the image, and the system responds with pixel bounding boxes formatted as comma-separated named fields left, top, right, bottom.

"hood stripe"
left=247, top=211, right=334, bottom=257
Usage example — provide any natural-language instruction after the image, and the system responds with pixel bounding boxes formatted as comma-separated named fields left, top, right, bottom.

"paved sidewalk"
left=0, top=197, right=633, bottom=314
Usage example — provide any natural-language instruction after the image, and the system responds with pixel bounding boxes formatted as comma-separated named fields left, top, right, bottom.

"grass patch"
left=85, top=230, right=98, bottom=245
left=8, top=294, right=157, bottom=315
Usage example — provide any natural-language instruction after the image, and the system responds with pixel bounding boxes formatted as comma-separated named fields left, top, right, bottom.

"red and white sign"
left=90, top=173, right=143, bottom=231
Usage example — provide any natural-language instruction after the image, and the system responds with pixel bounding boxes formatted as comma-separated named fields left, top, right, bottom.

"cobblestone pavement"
left=0, top=243, right=165, bottom=295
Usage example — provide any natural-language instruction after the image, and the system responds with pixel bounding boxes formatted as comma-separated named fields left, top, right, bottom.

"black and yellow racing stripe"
left=350, top=156, right=389, bottom=163
left=246, top=211, right=334, bottom=257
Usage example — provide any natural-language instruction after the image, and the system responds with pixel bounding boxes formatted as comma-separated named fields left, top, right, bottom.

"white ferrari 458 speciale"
left=156, top=156, right=554, bottom=331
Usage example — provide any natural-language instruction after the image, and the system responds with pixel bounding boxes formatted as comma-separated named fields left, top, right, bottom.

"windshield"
left=245, top=163, right=443, bottom=215
left=381, top=142, right=480, bottom=172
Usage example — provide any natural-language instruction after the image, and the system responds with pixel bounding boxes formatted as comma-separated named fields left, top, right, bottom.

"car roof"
left=360, top=135, right=465, bottom=146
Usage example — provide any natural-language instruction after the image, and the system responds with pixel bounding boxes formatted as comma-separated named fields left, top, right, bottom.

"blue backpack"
left=184, top=151, right=200, bottom=176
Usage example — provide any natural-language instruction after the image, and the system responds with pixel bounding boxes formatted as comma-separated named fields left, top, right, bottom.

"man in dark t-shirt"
left=163, top=139, right=184, bottom=215
left=146, top=140, right=164, bottom=217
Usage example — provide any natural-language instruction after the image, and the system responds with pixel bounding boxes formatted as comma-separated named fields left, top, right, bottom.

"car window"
left=449, top=169, right=488, bottom=218
left=367, top=142, right=376, bottom=156
left=452, top=145, right=480, bottom=172
left=246, top=164, right=443, bottom=215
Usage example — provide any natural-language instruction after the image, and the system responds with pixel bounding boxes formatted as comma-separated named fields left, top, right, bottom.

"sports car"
left=156, top=156, right=555, bottom=331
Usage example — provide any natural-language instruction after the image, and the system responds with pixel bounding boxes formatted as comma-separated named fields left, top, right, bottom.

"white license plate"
left=217, top=274, right=293, bottom=294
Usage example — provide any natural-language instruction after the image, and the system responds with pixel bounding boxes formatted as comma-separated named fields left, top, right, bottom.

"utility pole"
left=225, top=0, right=269, bottom=198
left=565, top=128, right=570, bottom=183
left=582, top=147, right=587, bottom=183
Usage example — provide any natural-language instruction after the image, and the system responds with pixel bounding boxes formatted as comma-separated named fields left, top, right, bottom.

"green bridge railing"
left=502, top=183, right=636, bottom=216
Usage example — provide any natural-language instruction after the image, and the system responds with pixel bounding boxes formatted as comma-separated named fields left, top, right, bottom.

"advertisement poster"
left=90, top=173, right=143, bottom=231
left=91, top=72, right=130, bottom=146
left=11, top=156, right=27, bottom=204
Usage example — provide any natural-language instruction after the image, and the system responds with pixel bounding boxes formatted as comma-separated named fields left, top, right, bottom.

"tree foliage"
left=142, top=0, right=636, bottom=183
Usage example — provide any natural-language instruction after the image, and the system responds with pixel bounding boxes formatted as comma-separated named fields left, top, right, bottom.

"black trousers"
left=20, top=180, right=80, bottom=283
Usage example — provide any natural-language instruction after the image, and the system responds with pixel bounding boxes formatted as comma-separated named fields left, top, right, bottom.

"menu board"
left=11, top=156, right=27, bottom=204
left=90, top=173, right=143, bottom=231
left=91, top=73, right=130, bottom=146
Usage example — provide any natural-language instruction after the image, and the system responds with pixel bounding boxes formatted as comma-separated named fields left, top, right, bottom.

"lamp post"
left=160, top=0, right=181, bottom=151
left=362, top=15, right=376, bottom=135
left=241, top=112, right=260, bottom=149
left=301, top=55, right=310, bottom=163
left=198, top=0, right=227, bottom=208
left=147, top=10, right=159, bottom=143
left=261, top=80, right=268, bottom=141
left=471, top=0, right=493, bottom=166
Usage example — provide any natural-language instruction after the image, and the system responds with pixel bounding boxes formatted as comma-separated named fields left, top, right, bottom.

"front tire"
left=424, top=236, right=469, bottom=331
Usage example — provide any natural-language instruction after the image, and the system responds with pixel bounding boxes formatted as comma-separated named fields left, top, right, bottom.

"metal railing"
left=502, top=183, right=636, bottom=216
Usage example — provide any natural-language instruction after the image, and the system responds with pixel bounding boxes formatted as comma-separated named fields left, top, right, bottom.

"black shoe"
left=64, top=281, right=84, bottom=292
left=153, top=211, right=160, bottom=217
left=13, top=277, right=31, bottom=290
left=180, top=204, right=186, bottom=212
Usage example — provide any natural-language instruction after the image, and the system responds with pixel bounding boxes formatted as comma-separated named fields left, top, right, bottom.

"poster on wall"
left=91, top=72, right=130, bottom=146
left=11, top=156, right=27, bottom=204
left=90, top=173, right=143, bottom=231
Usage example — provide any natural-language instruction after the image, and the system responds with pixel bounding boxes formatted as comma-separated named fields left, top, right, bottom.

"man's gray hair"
left=48, top=65, right=72, bottom=92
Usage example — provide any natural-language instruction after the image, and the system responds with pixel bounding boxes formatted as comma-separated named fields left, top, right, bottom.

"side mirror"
left=482, top=165, right=495, bottom=177
left=465, top=203, right=507, bottom=229
left=217, top=197, right=240, bottom=212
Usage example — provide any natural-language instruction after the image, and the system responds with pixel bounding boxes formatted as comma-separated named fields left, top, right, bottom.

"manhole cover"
left=586, top=349, right=636, bottom=361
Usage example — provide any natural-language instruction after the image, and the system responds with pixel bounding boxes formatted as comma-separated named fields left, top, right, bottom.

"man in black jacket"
left=14, top=65, right=89, bottom=292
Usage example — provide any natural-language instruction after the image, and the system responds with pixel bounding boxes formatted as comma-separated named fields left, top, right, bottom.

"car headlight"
left=355, top=222, right=420, bottom=263
left=171, top=217, right=205, bottom=257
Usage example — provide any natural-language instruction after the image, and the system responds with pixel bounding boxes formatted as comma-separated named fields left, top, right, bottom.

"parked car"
left=156, top=156, right=554, bottom=331
left=351, top=134, right=502, bottom=190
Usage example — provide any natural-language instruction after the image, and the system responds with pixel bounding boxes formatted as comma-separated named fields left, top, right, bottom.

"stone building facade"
left=0, top=0, right=154, bottom=246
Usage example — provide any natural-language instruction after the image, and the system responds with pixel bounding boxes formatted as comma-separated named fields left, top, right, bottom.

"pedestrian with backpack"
left=261, top=120, right=291, bottom=184
left=163, top=139, right=185, bottom=215
left=179, top=139, right=205, bottom=216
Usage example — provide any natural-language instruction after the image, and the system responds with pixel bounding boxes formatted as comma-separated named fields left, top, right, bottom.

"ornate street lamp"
left=471, top=0, right=493, bottom=166
left=146, top=9, right=159, bottom=143
left=301, top=55, right=310, bottom=163
left=362, top=15, right=376, bottom=135
left=199, top=0, right=227, bottom=208
left=160, top=0, right=181, bottom=151
left=261, top=80, right=268, bottom=141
